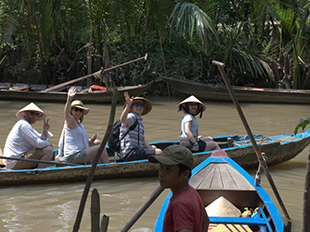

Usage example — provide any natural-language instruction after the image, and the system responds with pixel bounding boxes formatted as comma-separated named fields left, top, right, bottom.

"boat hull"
left=0, top=82, right=153, bottom=104
left=0, top=130, right=309, bottom=186
left=162, top=76, right=310, bottom=104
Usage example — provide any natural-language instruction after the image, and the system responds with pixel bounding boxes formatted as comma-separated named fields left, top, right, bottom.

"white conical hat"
left=178, top=95, right=206, bottom=117
left=205, top=196, right=241, bottom=217
left=16, top=102, right=46, bottom=121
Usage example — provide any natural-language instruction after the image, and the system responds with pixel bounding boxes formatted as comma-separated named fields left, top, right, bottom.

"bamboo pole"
left=212, top=60, right=291, bottom=222
left=41, top=54, right=147, bottom=93
left=0, top=155, right=79, bottom=166
left=100, top=215, right=109, bottom=232
left=72, top=88, right=118, bottom=232
left=118, top=186, right=164, bottom=232
left=91, top=188, right=100, bottom=232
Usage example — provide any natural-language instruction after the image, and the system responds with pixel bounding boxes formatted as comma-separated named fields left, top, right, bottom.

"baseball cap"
left=148, top=145, right=194, bottom=169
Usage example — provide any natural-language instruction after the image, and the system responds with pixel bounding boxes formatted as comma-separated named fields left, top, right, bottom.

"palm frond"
left=167, top=2, right=219, bottom=55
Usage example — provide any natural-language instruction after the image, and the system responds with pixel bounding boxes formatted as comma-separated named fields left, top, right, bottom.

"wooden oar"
left=72, top=88, right=118, bottom=232
left=41, top=54, right=148, bottom=93
left=0, top=155, right=79, bottom=166
left=119, top=186, right=165, bottom=232
left=212, top=60, right=291, bottom=221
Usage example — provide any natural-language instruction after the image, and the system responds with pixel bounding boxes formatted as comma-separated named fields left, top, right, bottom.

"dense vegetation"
left=0, top=0, right=309, bottom=96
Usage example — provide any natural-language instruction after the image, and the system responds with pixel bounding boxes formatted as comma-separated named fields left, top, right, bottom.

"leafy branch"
left=294, top=117, right=310, bottom=135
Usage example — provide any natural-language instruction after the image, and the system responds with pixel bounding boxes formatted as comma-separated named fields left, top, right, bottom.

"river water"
left=0, top=97, right=309, bottom=232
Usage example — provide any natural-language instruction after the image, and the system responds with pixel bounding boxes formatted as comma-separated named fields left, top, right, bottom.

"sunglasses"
left=73, top=108, right=84, bottom=113
left=134, top=103, right=144, bottom=108
left=29, top=111, right=40, bottom=117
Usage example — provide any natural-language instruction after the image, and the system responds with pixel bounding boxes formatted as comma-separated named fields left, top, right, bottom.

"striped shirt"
left=119, top=113, right=145, bottom=157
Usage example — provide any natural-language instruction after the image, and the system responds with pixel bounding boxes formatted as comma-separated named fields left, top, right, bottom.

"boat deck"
left=190, top=159, right=260, bottom=208
left=190, top=162, right=255, bottom=190
left=189, top=157, right=278, bottom=232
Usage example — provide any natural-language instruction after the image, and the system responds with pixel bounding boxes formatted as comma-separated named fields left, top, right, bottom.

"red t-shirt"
left=163, top=185, right=205, bottom=232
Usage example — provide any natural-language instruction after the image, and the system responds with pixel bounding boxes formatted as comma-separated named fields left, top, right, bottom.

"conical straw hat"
left=16, top=102, right=46, bottom=121
left=178, top=95, right=206, bottom=117
left=205, top=196, right=241, bottom=217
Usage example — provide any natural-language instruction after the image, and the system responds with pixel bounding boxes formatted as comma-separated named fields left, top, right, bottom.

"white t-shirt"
left=180, top=114, right=199, bottom=138
left=3, top=118, right=52, bottom=169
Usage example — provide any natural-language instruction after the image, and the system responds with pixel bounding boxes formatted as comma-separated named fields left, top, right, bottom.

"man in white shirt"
left=3, top=102, right=54, bottom=169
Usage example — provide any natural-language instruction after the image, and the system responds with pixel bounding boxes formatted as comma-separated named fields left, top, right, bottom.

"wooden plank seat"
left=190, top=161, right=260, bottom=207
left=209, top=223, right=252, bottom=231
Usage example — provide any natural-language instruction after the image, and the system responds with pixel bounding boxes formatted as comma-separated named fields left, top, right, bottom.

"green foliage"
left=167, top=2, right=219, bottom=55
left=294, top=117, right=310, bottom=135
left=39, top=0, right=54, bottom=57
left=0, top=0, right=310, bottom=91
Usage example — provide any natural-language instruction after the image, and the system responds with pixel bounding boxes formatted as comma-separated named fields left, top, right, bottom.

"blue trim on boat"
left=209, top=216, right=266, bottom=225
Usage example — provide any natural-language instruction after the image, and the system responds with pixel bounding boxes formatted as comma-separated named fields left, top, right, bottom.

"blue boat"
left=0, top=129, right=309, bottom=187
left=154, top=150, right=290, bottom=232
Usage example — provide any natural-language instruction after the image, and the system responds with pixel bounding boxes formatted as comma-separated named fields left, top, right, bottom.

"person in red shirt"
left=148, top=145, right=209, bottom=232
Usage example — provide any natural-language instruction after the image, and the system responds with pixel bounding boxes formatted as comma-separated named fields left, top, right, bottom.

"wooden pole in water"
left=91, top=189, right=100, bottom=232
left=100, top=215, right=109, bottom=232
left=72, top=88, right=118, bottom=232
left=212, top=60, right=291, bottom=222
left=302, top=150, right=310, bottom=231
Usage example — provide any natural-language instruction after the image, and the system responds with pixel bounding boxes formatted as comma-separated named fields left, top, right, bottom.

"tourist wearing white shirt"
left=3, top=102, right=54, bottom=169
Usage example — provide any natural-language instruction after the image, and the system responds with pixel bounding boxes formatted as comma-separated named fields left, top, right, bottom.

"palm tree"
left=167, top=1, right=274, bottom=85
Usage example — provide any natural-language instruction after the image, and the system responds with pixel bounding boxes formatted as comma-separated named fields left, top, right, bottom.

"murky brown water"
left=0, top=97, right=309, bottom=231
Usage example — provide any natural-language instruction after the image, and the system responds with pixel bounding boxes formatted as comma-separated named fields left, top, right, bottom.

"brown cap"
left=148, top=145, right=194, bottom=169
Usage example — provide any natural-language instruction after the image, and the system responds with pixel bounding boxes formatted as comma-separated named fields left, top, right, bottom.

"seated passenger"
left=178, top=95, right=220, bottom=152
left=3, top=102, right=54, bottom=169
left=119, top=92, right=162, bottom=161
left=57, top=86, right=109, bottom=164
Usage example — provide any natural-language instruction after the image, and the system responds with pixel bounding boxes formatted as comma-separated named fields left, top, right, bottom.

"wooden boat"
left=162, top=76, right=310, bottom=104
left=0, top=81, right=153, bottom=104
left=154, top=150, right=290, bottom=232
left=0, top=129, right=309, bottom=186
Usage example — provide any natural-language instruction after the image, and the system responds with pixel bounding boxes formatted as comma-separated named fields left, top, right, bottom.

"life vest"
left=88, top=85, right=107, bottom=93
left=8, top=87, right=29, bottom=92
